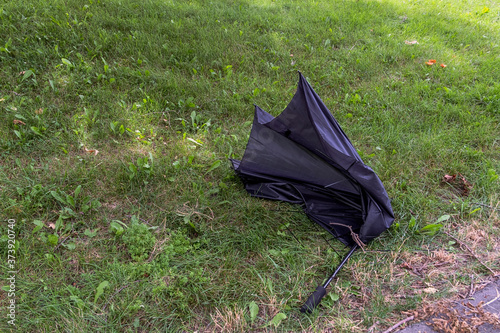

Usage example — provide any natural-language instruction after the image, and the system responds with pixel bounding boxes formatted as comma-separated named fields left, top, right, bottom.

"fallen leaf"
left=84, top=147, right=99, bottom=155
left=0, top=98, right=5, bottom=102
left=400, top=262, right=414, bottom=270
left=442, top=173, right=472, bottom=196
left=13, top=119, right=26, bottom=125
left=443, top=174, right=456, bottom=182
left=440, top=63, right=447, bottom=68
left=425, top=59, right=437, bottom=65
left=459, top=173, right=473, bottom=196
left=423, top=287, right=438, bottom=294
left=405, top=40, right=419, bottom=45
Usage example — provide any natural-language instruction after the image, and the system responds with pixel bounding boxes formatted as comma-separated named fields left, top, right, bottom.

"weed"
left=126, top=153, right=154, bottom=183
left=121, top=216, right=157, bottom=262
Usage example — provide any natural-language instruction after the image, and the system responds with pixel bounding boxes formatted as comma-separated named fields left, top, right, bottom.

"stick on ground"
left=381, top=316, right=414, bottom=333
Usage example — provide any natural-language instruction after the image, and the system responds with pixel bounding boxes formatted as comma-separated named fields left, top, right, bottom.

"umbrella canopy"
left=231, top=72, right=394, bottom=247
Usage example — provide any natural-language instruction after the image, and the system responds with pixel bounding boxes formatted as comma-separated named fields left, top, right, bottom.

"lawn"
left=0, top=0, right=499, bottom=331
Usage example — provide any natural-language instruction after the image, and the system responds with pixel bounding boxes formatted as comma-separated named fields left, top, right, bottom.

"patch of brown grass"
left=209, top=306, right=248, bottom=333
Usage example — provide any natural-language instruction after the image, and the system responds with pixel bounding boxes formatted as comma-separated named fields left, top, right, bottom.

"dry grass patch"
left=209, top=306, right=249, bottom=333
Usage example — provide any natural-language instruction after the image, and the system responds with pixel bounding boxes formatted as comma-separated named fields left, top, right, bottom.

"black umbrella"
left=231, top=72, right=394, bottom=313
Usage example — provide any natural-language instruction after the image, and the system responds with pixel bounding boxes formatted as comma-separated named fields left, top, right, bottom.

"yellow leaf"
left=423, top=287, right=438, bottom=294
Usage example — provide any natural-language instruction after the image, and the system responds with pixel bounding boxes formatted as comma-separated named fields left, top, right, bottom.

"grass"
left=0, top=0, right=499, bottom=331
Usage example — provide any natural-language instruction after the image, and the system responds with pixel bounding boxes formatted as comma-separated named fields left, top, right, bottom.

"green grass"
left=1, top=0, right=499, bottom=331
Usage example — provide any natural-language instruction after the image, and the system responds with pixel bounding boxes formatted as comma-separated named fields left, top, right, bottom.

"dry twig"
left=367, top=320, right=379, bottom=333
left=483, top=288, right=500, bottom=307
left=380, top=315, right=414, bottom=333
left=54, top=234, right=72, bottom=252
left=467, top=274, right=476, bottom=298
left=444, top=231, right=497, bottom=275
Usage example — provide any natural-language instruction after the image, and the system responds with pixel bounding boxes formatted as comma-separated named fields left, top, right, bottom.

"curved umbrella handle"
left=300, top=285, right=326, bottom=313
left=300, top=245, right=358, bottom=313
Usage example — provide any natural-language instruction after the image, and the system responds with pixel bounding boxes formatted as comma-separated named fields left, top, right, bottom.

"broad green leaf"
left=269, top=313, right=286, bottom=327
left=268, top=249, right=280, bottom=256
left=74, top=185, right=82, bottom=199
left=54, top=215, right=63, bottom=232
left=51, top=191, right=67, bottom=205
left=205, top=160, right=221, bottom=174
left=487, top=169, right=498, bottom=182
left=84, top=228, right=97, bottom=238
left=328, top=293, right=340, bottom=302
left=435, top=215, right=451, bottom=223
left=21, top=70, right=34, bottom=81
left=60, top=207, right=76, bottom=218
left=70, top=295, right=85, bottom=309
left=409, top=216, right=416, bottom=228
left=190, top=111, right=197, bottom=127
left=110, top=220, right=126, bottom=235
left=94, top=280, right=109, bottom=303
left=62, top=58, right=73, bottom=67
left=249, top=301, right=259, bottom=323
left=64, top=242, right=76, bottom=250
left=30, top=126, right=43, bottom=136
left=66, top=195, right=75, bottom=208
left=419, top=223, right=443, bottom=236
left=33, top=220, right=44, bottom=234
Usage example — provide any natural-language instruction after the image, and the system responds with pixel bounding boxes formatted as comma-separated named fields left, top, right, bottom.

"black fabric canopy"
left=231, top=73, right=394, bottom=247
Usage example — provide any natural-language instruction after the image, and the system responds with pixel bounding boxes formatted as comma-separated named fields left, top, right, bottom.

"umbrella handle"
left=300, top=285, right=326, bottom=313
left=300, top=245, right=358, bottom=313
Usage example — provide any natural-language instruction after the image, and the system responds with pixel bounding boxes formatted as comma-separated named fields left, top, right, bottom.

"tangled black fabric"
left=231, top=73, right=394, bottom=246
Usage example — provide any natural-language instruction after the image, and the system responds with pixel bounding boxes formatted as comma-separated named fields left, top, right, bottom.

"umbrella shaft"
left=322, top=244, right=358, bottom=288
